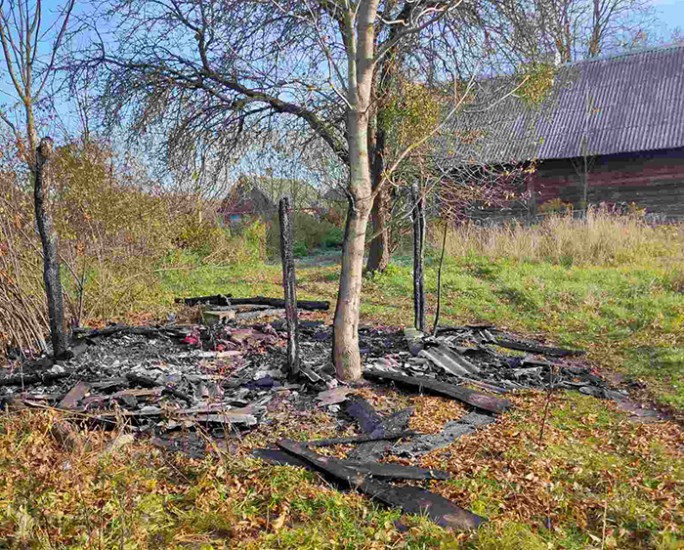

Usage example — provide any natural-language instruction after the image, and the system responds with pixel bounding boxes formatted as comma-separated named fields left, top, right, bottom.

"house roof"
left=437, top=43, right=684, bottom=166
left=222, top=175, right=322, bottom=215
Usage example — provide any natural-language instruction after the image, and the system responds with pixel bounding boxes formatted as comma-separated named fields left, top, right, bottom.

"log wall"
left=530, top=147, right=684, bottom=219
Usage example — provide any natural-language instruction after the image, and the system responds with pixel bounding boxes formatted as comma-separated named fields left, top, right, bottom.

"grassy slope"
left=2, top=254, right=683, bottom=548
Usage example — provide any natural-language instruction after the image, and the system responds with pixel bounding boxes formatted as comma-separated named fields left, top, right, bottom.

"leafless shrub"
left=0, top=174, right=48, bottom=356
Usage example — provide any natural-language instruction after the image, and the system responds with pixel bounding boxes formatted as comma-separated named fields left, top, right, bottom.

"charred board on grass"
left=306, top=430, right=417, bottom=447
left=276, top=439, right=484, bottom=530
left=254, top=447, right=449, bottom=480
left=364, top=370, right=512, bottom=414
left=176, top=295, right=330, bottom=311
left=344, top=396, right=384, bottom=434
left=392, top=412, right=496, bottom=457
left=349, top=407, right=414, bottom=462
left=482, top=330, right=585, bottom=358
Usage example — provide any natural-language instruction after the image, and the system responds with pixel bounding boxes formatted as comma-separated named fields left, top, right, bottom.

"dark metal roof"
left=438, top=44, right=684, bottom=165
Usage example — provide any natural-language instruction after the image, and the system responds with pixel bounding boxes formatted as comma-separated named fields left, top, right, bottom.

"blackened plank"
left=258, top=447, right=448, bottom=480
left=57, top=381, right=90, bottom=409
left=344, top=396, right=384, bottom=434
left=306, top=430, right=416, bottom=447
left=393, top=412, right=496, bottom=457
left=364, top=370, right=512, bottom=414
left=366, top=483, right=485, bottom=530
left=253, top=448, right=314, bottom=470
left=349, top=408, right=414, bottom=462
left=337, top=459, right=449, bottom=481
left=277, top=439, right=484, bottom=530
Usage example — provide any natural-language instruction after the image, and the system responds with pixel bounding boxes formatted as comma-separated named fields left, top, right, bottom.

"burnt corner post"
left=34, top=137, right=69, bottom=360
left=411, top=181, right=426, bottom=332
left=279, top=197, right=300, bottom=377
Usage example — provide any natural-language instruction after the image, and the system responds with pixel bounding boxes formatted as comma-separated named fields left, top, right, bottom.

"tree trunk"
left=333, top=107, right=372, bottom=380
left=365, top=34, right=402, bottom=276
left=333, top=0, right=378, bottom=381
left=34, top=138, right=69, bottom=359
left=366, top=130, right=391, bottom=274
left=333, top=194, right=371, bottom=380
left=279, top=197, right=300, bottom=378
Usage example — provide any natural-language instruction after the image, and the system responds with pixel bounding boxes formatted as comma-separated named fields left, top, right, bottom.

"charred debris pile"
left=0, top=293, right=638, bottom=532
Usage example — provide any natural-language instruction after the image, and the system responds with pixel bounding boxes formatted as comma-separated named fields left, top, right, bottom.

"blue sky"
left=1, top=0, right=684, bottom=153
left=653, top=0, right=684, bottom=35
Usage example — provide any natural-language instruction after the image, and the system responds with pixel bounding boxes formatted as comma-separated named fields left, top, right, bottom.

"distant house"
left=220, top=175, right=322, bottom=223
left=322, top=186, right=348, bottom=205
left=439, top=43, right=684, bottom=220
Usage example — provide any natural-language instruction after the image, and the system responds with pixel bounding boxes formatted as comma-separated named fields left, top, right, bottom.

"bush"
left=266, top=212, right=344, bottom=257
left=322, top=226, right=345, bottom=249
left=293, top=241, right=310, bottom=257
left=0, top=141, right=270, bottom=356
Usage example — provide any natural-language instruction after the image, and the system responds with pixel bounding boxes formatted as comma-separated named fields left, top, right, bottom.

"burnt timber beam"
left=257, top=446, right=449, bottom=480
left=364, top=370, right=512, bottom=415
left=277, top=439, right=484, bottom=530
left=175, top=295, right=330, bottom=311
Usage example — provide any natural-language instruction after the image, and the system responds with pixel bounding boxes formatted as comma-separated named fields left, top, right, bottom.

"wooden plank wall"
left=530, top=147, right=684, bottom=219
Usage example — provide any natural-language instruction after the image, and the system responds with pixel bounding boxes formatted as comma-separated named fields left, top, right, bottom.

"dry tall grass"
left=437, top=208, right=684, bottom=266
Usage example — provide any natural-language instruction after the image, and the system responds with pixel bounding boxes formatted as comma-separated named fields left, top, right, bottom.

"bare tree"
left=587, top=0, right=651, bottom=57
left=365, top=0, right=654, bottom=273
left=570, top=86, right=599, bottom=213
left=365, top=4, right=488, bottom=274
left=484, top=0, right=653, bottom=65
left=0, top=0, right=76, bottom=359
left=80, top=0, right=475, bottom=380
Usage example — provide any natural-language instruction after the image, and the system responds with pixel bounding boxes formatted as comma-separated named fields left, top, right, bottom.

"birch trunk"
left=332, top=185, right=371, bottom=380
left=332, top=0, right=378, bottom=381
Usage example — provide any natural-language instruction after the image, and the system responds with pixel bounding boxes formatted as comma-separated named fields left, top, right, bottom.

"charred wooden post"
left=34, top=137, right=69, bottom=359
left=411, top=181, right=426, bottom=332
left=279, top=197, right=300, bottom=376
left=432, top=221, right=448, bottom=336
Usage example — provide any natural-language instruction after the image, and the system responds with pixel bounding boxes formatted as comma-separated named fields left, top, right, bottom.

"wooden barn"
left=439, top=43, right=684, bottom=221
left=220, top=175, right=321, bottom=224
